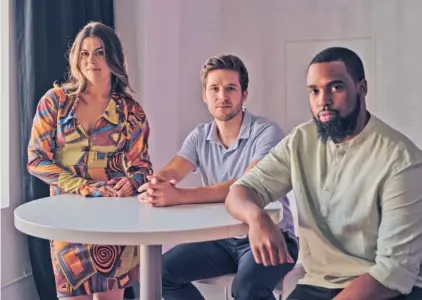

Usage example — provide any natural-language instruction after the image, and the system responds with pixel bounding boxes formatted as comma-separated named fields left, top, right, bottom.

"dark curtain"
left=14, top=1, right=132, bottom=299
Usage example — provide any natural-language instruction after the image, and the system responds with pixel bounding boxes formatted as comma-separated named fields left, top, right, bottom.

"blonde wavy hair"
left=59, top=22, right=133, bottom=98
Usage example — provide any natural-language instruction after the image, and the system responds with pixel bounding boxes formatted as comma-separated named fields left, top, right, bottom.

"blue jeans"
left=162, top=231, right=298, bottom=300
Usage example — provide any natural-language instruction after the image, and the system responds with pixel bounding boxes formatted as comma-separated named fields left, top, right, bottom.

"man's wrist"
left=175, top=187, right=188, bottom=204
left=246, top=208, right=270, bottom=226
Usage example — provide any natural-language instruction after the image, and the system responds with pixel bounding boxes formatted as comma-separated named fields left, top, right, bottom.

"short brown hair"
left=200, top=54, right=249, bottom=92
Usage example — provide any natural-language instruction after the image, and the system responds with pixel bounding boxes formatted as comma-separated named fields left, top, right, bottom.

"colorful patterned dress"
left=27, top=87, right=153, bottom=297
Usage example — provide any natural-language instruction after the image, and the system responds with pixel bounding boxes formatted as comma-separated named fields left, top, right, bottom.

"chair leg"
left=224, top=286, right=229, bottom=300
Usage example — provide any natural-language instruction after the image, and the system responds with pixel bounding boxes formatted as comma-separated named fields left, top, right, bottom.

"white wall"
left=0, top=2, right=38, bottom=298
left=115, top=0, right=422, bottom=161
left=0, top=0, right=11, bottom=210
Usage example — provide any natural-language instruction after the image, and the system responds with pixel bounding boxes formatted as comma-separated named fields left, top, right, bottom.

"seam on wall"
left=1, top=271, right=33, bottom=289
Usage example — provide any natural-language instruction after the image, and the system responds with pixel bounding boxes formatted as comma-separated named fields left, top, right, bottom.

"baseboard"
left=1, top=271, right=38, bottom=300
left=1, top=271, right=33, bottom=289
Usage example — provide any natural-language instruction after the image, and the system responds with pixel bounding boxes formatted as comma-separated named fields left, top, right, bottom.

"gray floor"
left=128, top=283, right=281, bottom=300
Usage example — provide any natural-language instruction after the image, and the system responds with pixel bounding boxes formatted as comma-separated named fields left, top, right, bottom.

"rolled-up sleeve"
left=368, top=163, right=422, bottom=294
left=233, top=134, right=292, bottom=208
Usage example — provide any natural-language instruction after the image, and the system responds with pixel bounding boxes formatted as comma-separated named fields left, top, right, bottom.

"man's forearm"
left=334, top=273, right=401, bottom=300
left=225, top=184, right=270, bottom=225
left=177, top=180, right=236, bottom=204
left=156, top=169, right=182, bottom=183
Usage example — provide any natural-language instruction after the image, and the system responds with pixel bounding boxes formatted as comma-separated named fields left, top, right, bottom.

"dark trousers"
left=162, top=231, right=298, bottom=300
left=286, top=284, right=422, bottom=300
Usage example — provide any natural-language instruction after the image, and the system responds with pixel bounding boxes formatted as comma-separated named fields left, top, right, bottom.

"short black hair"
left=309, top=47, right=365, bottom=83
left=200, top=54, right=249, bottom=92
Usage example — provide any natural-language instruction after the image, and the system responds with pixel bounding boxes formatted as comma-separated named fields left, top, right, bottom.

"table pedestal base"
left=139, top=245, right=162, bottom=300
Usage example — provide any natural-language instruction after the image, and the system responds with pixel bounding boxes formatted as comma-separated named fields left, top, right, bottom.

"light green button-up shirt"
left=233, top=115, right=422, bottom=294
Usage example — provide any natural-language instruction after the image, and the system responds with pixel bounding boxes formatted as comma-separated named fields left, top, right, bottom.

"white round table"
left=14, top=194, right=282, bottom=300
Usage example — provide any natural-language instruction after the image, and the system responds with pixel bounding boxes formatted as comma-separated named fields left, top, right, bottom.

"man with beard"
left=226, top=47, right=422, bottom=300
left=137, top=54, right=298, bottom=300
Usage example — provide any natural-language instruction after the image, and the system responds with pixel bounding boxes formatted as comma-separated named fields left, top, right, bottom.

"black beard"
left=313, top=95, right=361, bottom=143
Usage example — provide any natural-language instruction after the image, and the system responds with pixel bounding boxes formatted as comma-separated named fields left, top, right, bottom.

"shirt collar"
left=206, top=108, right=252, bottom=143
left=327, top=112, right=375, bottom=149
left=102, top=97, right=119, bottom=125
left=68, top=90, right=122, bottom=125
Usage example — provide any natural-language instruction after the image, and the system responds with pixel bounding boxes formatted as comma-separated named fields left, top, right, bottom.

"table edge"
left=14, top=210, right=280, bottom=245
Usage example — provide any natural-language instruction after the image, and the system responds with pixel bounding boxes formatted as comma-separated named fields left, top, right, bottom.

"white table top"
left=14, top=195, right=282, bottom=245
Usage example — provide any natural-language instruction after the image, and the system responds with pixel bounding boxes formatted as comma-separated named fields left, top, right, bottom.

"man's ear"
left=359, top=79, right=368, bottom=96
left=242, top=90, right=248, bottom=104
left=202, top=88, right=206, bottom=103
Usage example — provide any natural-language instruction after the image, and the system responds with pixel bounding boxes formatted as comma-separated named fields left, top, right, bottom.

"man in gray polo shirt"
left=138, top=54, right=297, bottom=300
left=226, top=47, right=422, bottom=299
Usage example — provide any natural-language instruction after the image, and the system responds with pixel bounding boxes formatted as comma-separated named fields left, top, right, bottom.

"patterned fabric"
left=28, top=87, right=153, bottom=297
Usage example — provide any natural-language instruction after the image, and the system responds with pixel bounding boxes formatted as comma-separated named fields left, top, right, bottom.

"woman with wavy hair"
left=27, top=22, right=153, bottom=300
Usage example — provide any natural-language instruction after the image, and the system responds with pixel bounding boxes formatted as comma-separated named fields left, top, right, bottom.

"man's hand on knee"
left=248, top=211, right=294, bottom=267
